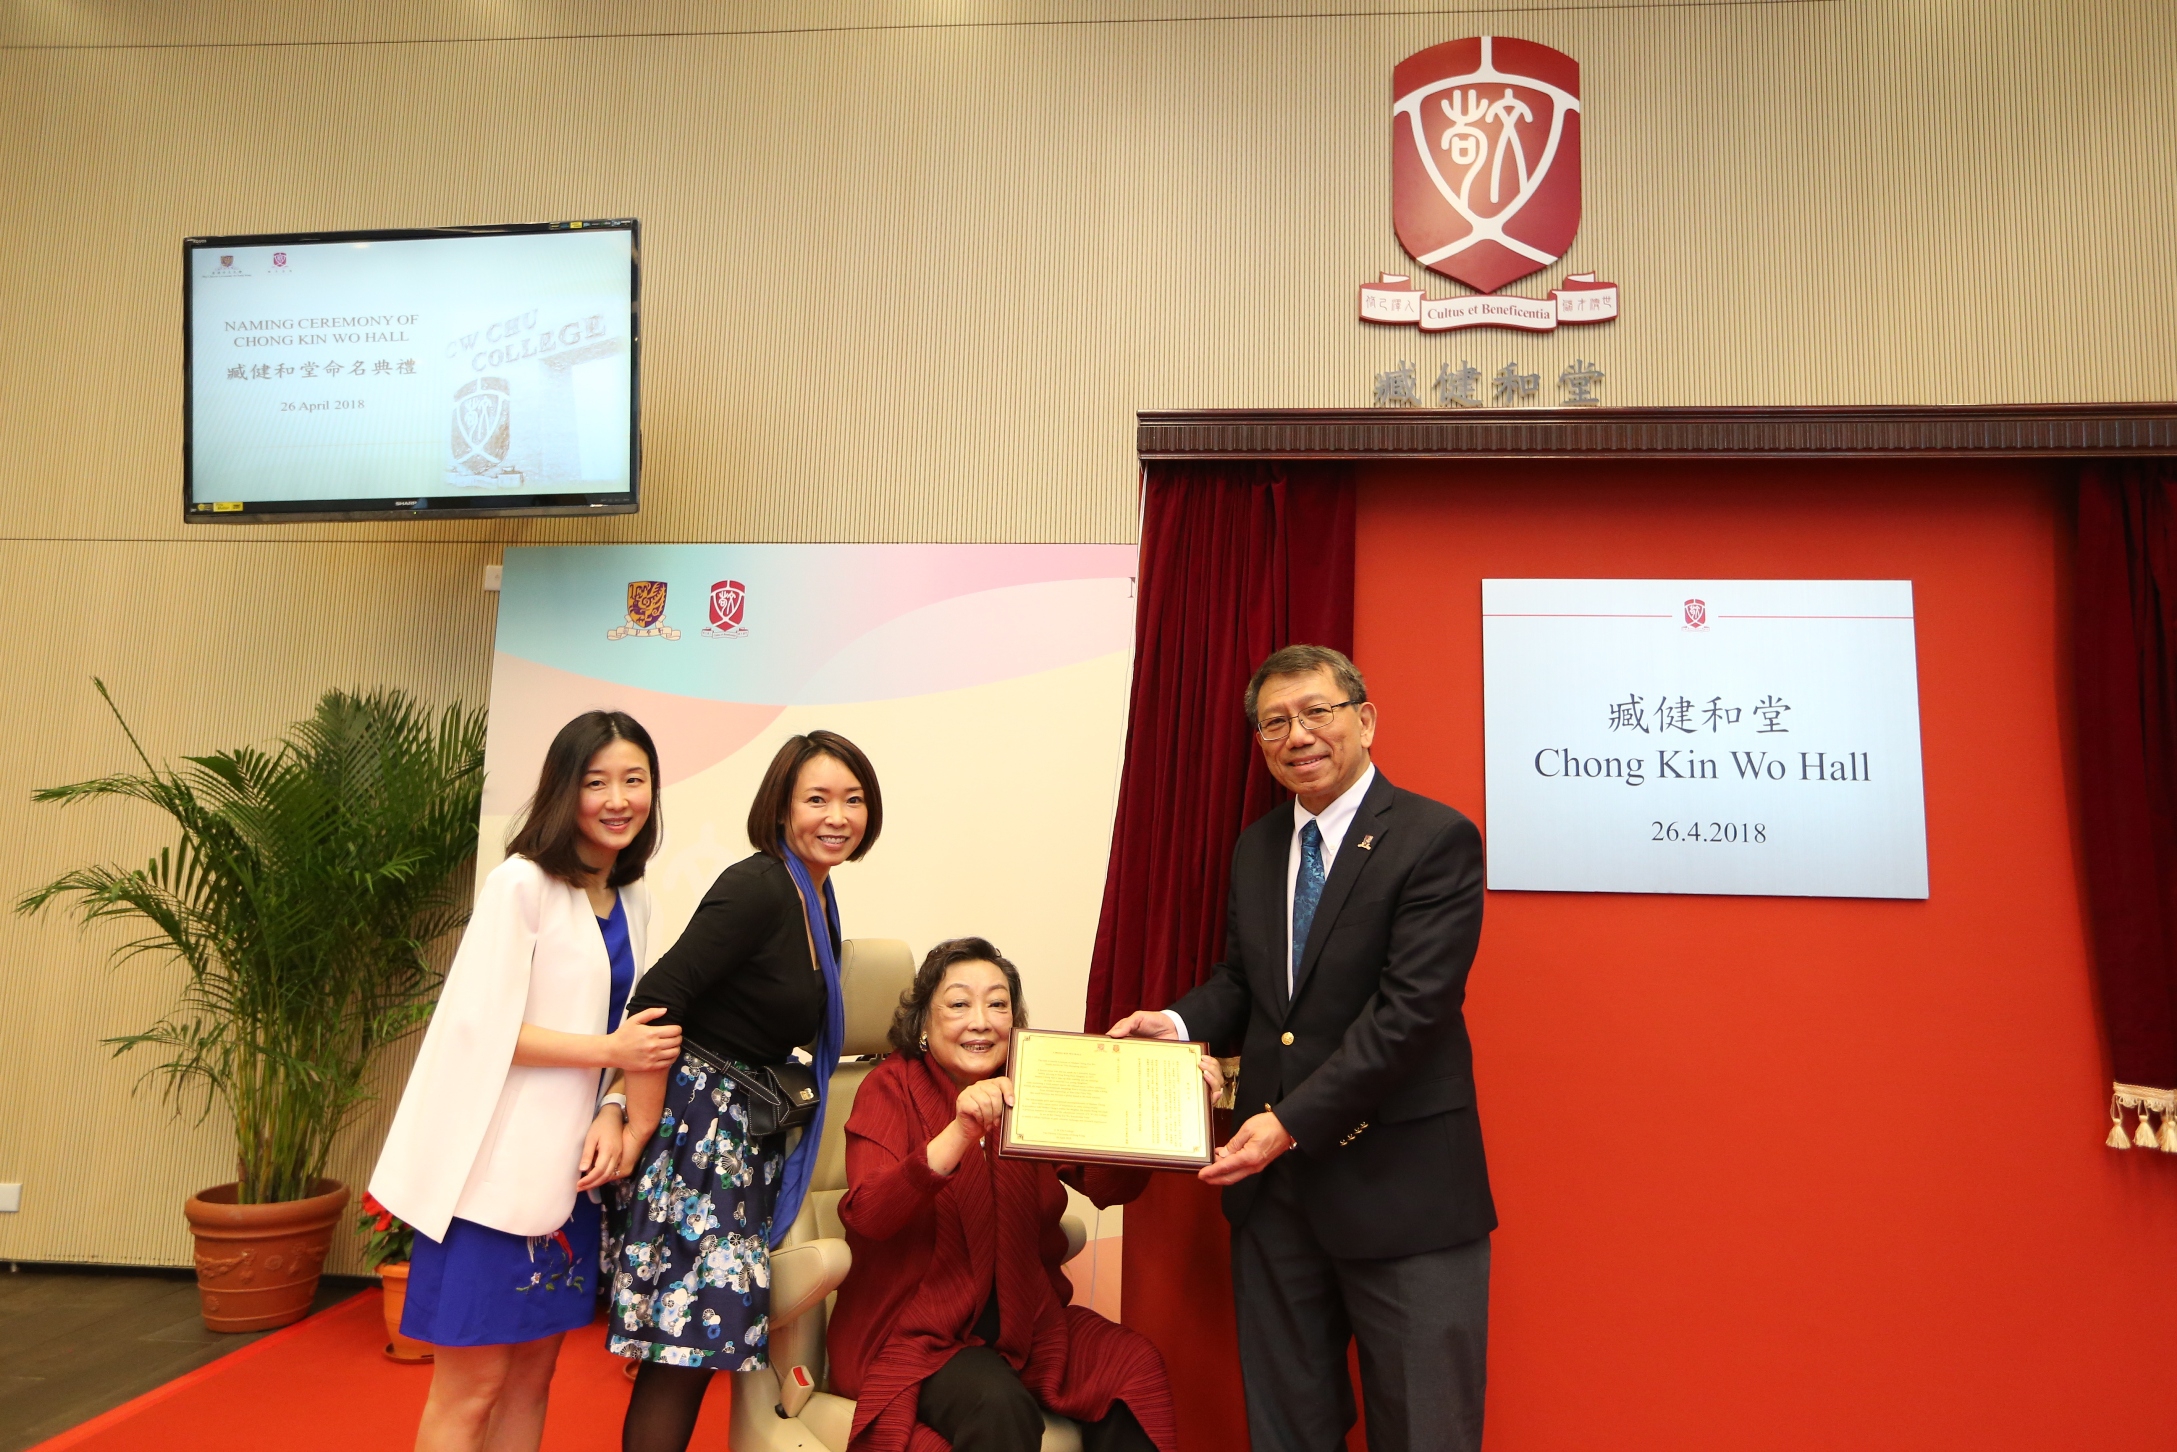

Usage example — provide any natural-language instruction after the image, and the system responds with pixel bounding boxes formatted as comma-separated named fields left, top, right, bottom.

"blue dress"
left=401, top=893, right=637, bottom=1347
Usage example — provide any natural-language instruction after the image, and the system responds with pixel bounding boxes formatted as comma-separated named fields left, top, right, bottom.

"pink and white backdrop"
left=481, top=543, right=1140, bottom=1308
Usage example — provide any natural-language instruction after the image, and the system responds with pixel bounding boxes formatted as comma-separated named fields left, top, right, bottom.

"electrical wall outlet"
left=483, top=564, right=503, bottom=593
left=0, top=1183, right=21, bottom=1213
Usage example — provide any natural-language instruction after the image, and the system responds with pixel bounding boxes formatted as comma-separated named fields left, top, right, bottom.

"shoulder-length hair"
left=888, top=937, right=1027, bottom=1057
left=746, top=730, right=883, bottom=860
left=505, top=711, right=662, bottom=888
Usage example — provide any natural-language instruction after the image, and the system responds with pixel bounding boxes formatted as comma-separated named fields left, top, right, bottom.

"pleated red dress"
left=828, top=1053, right=1178, bottom=1452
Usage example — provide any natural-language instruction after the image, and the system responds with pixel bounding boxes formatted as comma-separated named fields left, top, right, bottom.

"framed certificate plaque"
left=998, top=1027, right=1215, bottom=1170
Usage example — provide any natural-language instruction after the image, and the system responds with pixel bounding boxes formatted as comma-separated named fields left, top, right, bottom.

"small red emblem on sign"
left=1391, top=36, right=1581, bottom=294
left=706, top=579, right=748, bottom=636
left=219, top=255, right=234, bottom=268
left=1684, top=599, right=1708, bottom=630
left=272, top=251, right=288, bottom=268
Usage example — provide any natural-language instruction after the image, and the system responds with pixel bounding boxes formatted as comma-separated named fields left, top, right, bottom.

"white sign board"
left=1482, top=579, right=1928, bottom=898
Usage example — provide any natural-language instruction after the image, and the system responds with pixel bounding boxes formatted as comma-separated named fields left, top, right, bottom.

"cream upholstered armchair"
left=730, top=939, right=1090, bottom=1452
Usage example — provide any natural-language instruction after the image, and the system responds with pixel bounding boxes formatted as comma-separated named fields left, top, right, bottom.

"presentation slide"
left=188, top=229, right=633, bottom=507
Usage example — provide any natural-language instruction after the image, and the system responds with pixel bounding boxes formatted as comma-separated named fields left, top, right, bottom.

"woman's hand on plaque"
left=954, top=1075, right=1014, bottom=1140
left=928, top=1075, right=1014, bottom=1176
left=1199, top=1054, right=1226, bottom=1098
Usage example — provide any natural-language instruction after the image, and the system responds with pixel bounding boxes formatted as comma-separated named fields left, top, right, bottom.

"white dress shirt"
left=1166, top=762, right=1377, bottom=1040
left=1281, top=762, right=1376, bottom=996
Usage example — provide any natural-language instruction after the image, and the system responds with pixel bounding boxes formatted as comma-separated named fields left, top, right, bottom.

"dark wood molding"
left=1137, top=403, right=2177, bottom=461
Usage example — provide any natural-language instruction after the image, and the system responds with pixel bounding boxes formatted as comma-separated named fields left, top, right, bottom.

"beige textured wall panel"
left=0, top=539, right=497, bottom=1269
left=0, top=1, right=2170, bottom=549
left=1, top=0, right=2173, bottom=1268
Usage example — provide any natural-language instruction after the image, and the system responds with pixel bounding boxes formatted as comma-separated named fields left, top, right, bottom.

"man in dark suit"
left=1110, top=643, right=1492, bottom=1452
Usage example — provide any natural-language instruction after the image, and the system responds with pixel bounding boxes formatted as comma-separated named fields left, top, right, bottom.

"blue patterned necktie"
left=1293, top=819, right=1327, bottom=984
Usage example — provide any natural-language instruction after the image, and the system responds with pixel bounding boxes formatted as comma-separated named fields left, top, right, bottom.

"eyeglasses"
left=1255, top=699, right=1358, bottom=742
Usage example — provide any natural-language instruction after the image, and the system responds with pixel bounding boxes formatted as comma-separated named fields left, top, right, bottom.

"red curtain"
left=1092, top=460, right=1353, bottom=1452
left=2076, top=462, right=2177, bottom=1108
left=1086, top=461, right=1355, bottom=1032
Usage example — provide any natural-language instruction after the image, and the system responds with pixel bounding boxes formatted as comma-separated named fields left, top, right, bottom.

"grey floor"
left=0, top=1264, right=366, bottom=1452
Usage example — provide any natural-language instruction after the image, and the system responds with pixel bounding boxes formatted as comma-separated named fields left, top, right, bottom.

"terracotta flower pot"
left=183, top=1179, right=349, bottom=1332
left=376, top=1262, right=434, bottom=1362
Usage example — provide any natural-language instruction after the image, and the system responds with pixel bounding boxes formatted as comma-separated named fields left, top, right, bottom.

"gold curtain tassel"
left=2107, top=1115, right=2132, bottom=1150
left=2158, top=1112, right=2177, bottom=1154
left=2134, top=1113, right=2160, bottom=1149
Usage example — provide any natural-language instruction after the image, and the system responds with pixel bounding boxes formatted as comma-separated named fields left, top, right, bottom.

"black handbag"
left=711, top=1053, right=821, bottom=1138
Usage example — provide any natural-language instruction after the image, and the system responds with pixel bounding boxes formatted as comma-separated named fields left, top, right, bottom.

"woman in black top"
left=609, top=730, right=883, bottom=1452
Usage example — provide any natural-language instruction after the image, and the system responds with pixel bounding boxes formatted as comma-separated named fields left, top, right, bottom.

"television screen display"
left=184, top=220, right=638, bottom=521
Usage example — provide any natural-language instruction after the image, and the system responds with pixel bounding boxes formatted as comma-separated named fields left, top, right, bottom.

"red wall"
left=1348, top=459, right=2177, bottom=1449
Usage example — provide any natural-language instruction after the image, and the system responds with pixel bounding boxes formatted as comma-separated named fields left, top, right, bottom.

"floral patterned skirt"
left=607, top=1045, right=784, bottom=1369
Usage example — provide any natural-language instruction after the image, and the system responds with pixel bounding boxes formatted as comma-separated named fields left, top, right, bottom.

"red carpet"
left=32, top=1290, right=733, bottom=1450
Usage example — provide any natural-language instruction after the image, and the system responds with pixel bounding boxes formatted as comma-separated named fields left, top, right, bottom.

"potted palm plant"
left=18, top=682, right=486, bottom=1331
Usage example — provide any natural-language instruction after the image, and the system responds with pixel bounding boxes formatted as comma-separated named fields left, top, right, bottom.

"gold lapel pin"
left=1358, top=834, right=1374, bottom=851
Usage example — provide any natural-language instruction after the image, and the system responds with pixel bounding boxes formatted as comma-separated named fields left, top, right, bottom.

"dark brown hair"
left=506, top=711, right=662, bottom=888
left=746, top=731, right=883, bottom=860
left=888, top=937, right=1027, bottom=1057
left=1244, top=644, right=1369, bottom=725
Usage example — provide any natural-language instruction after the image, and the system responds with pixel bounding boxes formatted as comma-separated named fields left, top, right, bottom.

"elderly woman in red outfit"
left=829, top=939, right=1180, bottom=1452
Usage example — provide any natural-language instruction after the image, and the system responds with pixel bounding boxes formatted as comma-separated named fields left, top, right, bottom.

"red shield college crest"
left=1684, top=598, right=1708, bottom=630
left=706, top=579, right=747, bottom=636
left=1392, top=36, right=1581, bottom=294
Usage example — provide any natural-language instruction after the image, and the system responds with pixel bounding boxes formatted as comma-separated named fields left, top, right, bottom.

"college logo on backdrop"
left=607, top=580, right=681, bottom=640
left=1361, top=36, right=1619, bottom=335
left=705, top=579, right=749, bottom=637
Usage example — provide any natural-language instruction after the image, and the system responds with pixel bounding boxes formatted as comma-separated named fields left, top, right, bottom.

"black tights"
left=918, top=1347, right=1156, bottom=1452
left=622, top=1362, right=715, bottom=1452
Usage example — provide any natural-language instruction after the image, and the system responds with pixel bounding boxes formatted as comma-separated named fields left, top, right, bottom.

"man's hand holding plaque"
left=998, top=1028, right=1221, bottom=1169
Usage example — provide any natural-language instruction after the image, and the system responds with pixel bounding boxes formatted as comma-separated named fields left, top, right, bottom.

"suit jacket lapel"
left=1290, top=772, right=1397, bottom=1005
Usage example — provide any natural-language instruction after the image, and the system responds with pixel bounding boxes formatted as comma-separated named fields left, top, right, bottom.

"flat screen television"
left=184, top=219, right=639, bottom=522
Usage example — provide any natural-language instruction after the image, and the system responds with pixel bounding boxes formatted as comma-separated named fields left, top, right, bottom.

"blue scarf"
left=773, top=845, right=845, bottom=1248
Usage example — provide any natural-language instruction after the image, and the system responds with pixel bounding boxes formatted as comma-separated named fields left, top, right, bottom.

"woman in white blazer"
left=371, top=710, right=683, bottom=1452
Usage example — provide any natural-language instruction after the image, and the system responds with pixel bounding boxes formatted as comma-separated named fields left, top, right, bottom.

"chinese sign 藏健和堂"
left=1480, top=579, right=1928, bottom=898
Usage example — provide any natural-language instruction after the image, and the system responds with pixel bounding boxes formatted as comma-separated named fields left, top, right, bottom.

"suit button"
left=1280, top=1032, right=1294, bottom=1046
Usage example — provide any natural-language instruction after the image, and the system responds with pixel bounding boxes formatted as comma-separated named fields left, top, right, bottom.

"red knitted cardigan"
left=827, top=1052, right=1177, bottom=1452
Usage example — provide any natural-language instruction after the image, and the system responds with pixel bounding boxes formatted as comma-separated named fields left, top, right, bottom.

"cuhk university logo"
left=608, top=580, right=681, bottom=641
left=1392, top=36, right=1581, bottom=294
left=272, top=251, right=288, bottom=269
left=1683, top=598, right=1708, bottom=630
left=705, top=579, right=749, bottom=637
